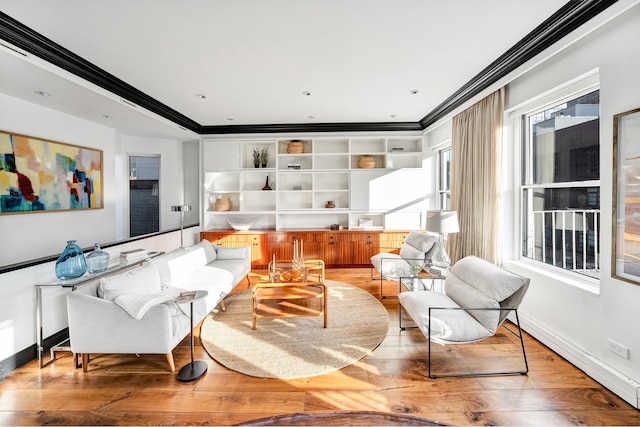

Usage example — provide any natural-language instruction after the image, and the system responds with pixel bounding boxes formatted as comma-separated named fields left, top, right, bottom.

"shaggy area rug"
left=200, top=280, right=389, bottom=378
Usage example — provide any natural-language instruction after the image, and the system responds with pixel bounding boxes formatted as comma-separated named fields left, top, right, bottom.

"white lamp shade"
left=426, top=210, right=459, bottom=234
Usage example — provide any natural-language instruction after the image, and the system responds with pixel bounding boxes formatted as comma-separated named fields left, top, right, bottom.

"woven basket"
left=358, top=157, right=376, bottom=168
left=214, top=198, right=231, bottom=211
left=287, top=141, right=304, bottom=154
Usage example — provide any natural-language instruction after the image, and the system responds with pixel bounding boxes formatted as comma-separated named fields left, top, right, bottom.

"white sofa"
left=67, top=240, right=251, bottom=372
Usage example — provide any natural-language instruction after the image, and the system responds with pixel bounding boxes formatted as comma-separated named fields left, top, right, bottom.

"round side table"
left=175, top=290, right=208, bottom=382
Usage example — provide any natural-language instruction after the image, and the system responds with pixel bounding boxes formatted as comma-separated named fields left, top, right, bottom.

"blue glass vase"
left=55, top=240, right=87, bottom=279
left=86, top=243, right=110, bottom=273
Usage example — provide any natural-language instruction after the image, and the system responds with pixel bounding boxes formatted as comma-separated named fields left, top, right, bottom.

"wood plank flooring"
left=1, top=268, right=639, bottom=426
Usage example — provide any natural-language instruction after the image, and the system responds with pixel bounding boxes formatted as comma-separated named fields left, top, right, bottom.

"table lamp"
left=426, top=210, right=459, bottom=269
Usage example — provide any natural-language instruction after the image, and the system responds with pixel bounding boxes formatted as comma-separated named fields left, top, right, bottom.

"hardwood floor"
left=1, top=268, right=639, bottom=426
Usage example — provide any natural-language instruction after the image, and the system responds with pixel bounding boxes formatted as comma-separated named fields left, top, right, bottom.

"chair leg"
left=428, top=310, right=529, bottom=379
left=82, top=353, right=90, bottom=372
left=246, top=274, right=251, bottom=287
left=166, top=352, right=176, bottom=372
left=219, top=299, right=227, bottom=312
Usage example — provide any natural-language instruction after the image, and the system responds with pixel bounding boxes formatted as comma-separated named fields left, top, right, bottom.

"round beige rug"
left=200, top=280, right=389, bottom=378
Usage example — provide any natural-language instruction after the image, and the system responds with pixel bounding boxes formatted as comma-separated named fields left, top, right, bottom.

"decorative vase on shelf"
left=214, top=197, right=231, bottom=211
left=358, top=156, right=376, bottom=168
left=55, top=240, right=87, bottom=280
left=86, top=243, right=110, bottom=273
left=262, top=176, right=272, bottom=191
left=287, top=141, right=304, bottom=154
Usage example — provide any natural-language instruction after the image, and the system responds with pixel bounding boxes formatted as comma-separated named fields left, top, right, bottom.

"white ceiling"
left=0, top=0, right=568, bottom=140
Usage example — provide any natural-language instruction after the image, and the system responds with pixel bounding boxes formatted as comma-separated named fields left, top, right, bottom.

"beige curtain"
left=449, top=87, right=504, bottom=264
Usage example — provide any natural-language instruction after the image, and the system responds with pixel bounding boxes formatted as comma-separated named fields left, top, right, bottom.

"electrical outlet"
left=608, top=339, right=629, bottom=359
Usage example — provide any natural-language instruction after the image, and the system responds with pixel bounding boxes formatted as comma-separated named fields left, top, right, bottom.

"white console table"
left=35, top=252, right=163, bottom=368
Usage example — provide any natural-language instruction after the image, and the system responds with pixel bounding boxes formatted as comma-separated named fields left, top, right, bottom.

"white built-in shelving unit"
left=202, top=135, right=424, bottom=231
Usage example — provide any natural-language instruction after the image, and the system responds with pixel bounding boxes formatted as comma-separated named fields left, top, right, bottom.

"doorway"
left=129, top=155, right=160, bottom=237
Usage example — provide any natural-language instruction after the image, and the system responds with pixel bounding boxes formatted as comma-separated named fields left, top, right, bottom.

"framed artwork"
left=0, top=130, right=103, bottom=214
left=612, top=108, right=640, bottom=285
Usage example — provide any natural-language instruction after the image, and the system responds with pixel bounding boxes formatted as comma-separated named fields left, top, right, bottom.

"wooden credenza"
left=200, top=229, right=411, bottom=268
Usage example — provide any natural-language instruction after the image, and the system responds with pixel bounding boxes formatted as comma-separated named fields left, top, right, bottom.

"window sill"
left=503, top=259, right=600, bottom=296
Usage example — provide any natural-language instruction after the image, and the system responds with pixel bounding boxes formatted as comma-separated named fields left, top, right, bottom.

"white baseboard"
left=519, top=313, right=640, bottom=409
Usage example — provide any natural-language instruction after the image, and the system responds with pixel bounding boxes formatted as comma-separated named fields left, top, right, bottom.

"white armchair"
left=370, top=230, right=439, bottom=298
left=398, top=256, right=530, bottom=378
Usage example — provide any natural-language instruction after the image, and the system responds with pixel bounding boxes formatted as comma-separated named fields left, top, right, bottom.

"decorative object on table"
left=269, top=254, right=279, bottom=283
left=292, top=239, right=305, bottom=271
left=171, top=204, right=192, bottom=247
left=260, top=147, right=269, bottom=168
left=119, top=248, right=149, bottom=263
left=226, top=220, right=255, bottom=231
left=330, top=224, right=343, bottom=230
left=200, top=280, right=389, bottom=379
left=325, top=200, right=335, bottom=208
left=358, top=156, right=376, bottom=169
left=85, top=243, right=109, bottom=273
left=214, top=197, right=231, bottom=211
left=0, top=130, right=103, bottom=214
left=287, top=140, right=304, bottom=154
left=55, top=240, right=87, bottom=279
left=261, top=176, right=272, bottom=190
left=425, top=210, right=459, bottom=269
left=612, top=107, right=640, bottom=286
left=252, top=148, right=260, bottom=168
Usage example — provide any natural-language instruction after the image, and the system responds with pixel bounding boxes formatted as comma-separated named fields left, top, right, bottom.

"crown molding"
left=0, top=11, right=202, bottom=134
left=200, top=121, right=422, bottom=135
left=0, top=1, right=619, bottom=135
left=419, top=0, right=619, bottom=128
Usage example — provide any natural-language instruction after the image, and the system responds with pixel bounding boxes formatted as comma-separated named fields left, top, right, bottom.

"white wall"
left=0, top=93, right=194, bottom=363
left=424, top=3, right=640, bottom=407
left=0, top=93, right=118, bottom=266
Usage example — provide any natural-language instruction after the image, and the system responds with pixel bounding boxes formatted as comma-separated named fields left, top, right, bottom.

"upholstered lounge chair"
left=370, top=230, right=439, bottom=298
left=398, top=255, right=530, bottom=378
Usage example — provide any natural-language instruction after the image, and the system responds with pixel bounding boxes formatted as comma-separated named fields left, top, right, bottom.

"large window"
left=521, top=90, right=600, bottom=278
left=438, top=147, right=451, bottom=210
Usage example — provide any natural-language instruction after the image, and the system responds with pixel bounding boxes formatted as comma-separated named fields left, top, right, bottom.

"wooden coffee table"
left=251, top=281, right=327, bottom=330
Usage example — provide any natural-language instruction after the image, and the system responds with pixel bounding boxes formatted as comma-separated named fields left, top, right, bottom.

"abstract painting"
left=0, top=130, right=103, bottom=214
left=612, top=108, right=640, bottom=285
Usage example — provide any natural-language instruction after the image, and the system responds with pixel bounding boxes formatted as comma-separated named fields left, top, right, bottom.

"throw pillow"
left=99, top=262, right=162, bottom=301
left=404, top=230, right=436, bottom=252
left=216, top=246, right=248, bottom=260
left=187, top=239, right=217, bottom=263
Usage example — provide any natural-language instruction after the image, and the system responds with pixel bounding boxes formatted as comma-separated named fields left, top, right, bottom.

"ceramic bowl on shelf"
left=226, top=220, right=255, bottom=231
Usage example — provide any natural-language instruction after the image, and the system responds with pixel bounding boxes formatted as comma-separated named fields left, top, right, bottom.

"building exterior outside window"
left=521, top=90, right=600, bottom=278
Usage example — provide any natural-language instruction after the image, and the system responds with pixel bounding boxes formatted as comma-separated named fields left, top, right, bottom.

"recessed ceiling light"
left=34, top=90, right=50, bottom=97
left=390, top=114, right=397, bottom=118
left=308, top=115, right=315, bottom=119
left=226, top=118, right=234, bottom=121
left=196, top=93, right=207, bottom=99
left=302, top=91, right=311, bottom=96
left=410, top=89, right=419, bottom=95
left=102, top=115, right=113, bottom=119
